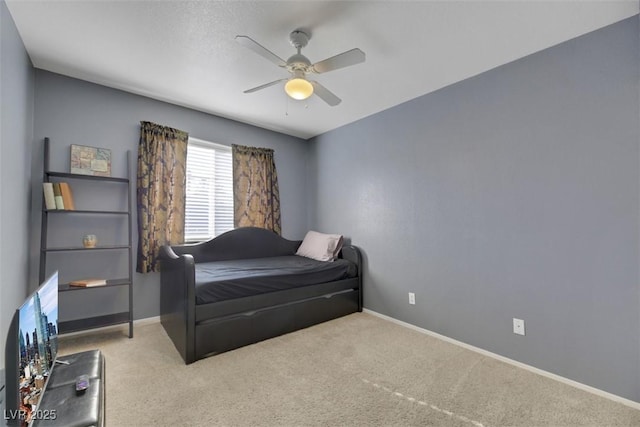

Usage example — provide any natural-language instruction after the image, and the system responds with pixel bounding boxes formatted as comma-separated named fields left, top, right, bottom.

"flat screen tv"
left=4, top=272, right=59, bottom=426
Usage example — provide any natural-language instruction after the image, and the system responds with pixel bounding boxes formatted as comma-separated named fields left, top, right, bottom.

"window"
left=184, top=138, right=233, bottom=242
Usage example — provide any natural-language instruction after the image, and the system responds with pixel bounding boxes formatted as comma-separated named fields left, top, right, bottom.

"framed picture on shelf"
left=70, top=144, right=111, bottom=177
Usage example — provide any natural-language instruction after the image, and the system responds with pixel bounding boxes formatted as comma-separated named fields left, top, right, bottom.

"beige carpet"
left=58, top=313, right=640, bottom=426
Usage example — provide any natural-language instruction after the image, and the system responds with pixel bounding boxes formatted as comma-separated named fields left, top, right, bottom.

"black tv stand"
left=31, top=350, right=105, bottom=427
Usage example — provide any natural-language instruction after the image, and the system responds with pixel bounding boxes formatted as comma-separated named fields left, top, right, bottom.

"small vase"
left=82, top=234, right=97, bottom=248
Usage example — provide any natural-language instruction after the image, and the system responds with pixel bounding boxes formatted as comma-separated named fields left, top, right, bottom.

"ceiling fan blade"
left=310, top=81, right=341, bottom=106
left=235, top=35, right=287, bottom=68
left=244, top=79, right=287, bottom=94
left=311, top=48, right=365, bottom=74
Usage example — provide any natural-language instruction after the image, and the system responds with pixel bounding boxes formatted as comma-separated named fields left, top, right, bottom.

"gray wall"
left=0, top=0, right=34, bottom=376
left=32, top=71, right=309, bottom=322
left=308, top=17, right=640, bottom=402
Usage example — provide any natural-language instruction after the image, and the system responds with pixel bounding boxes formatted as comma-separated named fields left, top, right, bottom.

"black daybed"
left=159, top=227, right=362, bottom=364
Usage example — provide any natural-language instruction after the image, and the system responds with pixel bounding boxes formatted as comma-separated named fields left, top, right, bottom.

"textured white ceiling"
left=6, top=1, right=638, bottom=139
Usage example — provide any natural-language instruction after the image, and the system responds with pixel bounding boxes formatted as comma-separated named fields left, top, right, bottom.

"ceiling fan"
left=235, top=30, right=365, bottom=106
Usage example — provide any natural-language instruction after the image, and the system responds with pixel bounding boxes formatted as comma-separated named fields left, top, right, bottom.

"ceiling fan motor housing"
left=286, top=53, right=311, bottom=72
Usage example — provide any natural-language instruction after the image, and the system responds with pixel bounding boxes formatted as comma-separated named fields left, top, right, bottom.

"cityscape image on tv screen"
left=17, top=272, right=58, bottom=424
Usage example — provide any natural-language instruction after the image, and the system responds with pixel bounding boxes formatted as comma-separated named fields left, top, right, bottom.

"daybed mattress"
left=195, top=255, right=357, bottom=304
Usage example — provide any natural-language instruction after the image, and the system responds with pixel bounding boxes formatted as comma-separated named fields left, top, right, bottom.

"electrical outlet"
left=513, top=318, right=525, bottom=336
left=408, top=292, right=415, bottom=305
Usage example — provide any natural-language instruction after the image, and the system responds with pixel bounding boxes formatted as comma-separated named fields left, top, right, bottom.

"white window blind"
left=185, top=138, right=234, bottom=242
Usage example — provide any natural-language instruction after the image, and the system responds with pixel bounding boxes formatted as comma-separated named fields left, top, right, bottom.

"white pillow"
left=296, top=231, right=344, bottom=262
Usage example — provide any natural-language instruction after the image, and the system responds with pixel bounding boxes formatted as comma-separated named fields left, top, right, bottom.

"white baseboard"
left=59, top=316, right=161, bottom=338
left=363, top=308, right=640, bottom=411
left=133, top=315, right=160, bottom=326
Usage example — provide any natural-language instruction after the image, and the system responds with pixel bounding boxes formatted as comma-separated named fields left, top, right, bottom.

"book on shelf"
left=68, top=278, right=107, bottom=287
left=59, top=182, right=75, bottom=210
left=52, top=182, right=65, bottom=209
left=42, top=182, right=56, bottom=210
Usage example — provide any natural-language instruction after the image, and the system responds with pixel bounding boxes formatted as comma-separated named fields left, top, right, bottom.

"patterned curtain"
left=136, top=121, right=188, bottom=273
left=232, top=144, right=282, bottom=234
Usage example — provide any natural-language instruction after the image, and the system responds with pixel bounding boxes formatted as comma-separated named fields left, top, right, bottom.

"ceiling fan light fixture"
left=285, top=77, right=313, bottom=100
